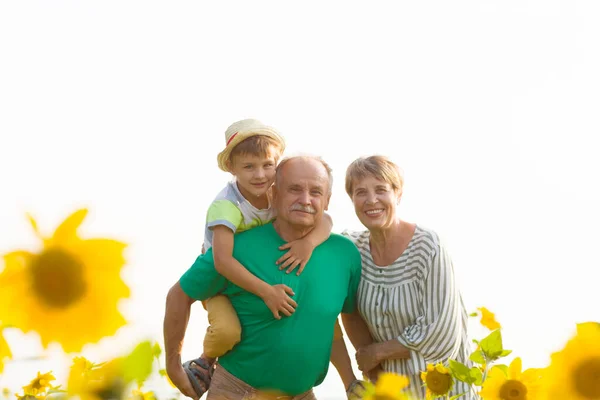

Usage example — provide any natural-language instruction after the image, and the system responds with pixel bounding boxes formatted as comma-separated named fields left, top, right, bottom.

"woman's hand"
left=356, top=342, right=383, bottom=373
left=366, top=364, right=384, bottom=383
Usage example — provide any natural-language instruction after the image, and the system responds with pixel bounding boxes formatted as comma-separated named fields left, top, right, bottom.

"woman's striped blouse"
left=343, top=225, right=473, bottom=399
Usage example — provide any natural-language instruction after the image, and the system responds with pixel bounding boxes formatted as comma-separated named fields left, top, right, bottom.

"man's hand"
left=277, top=239, right=315, bottom=275
left=261, top=284, right=297, bottom=319
left=356, top=342, right=382, bottom=373
left=166, top=363, right=199, bottom=400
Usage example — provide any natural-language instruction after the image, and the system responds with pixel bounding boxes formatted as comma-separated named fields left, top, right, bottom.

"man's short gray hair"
left=275, top=155, right=333, bottom=194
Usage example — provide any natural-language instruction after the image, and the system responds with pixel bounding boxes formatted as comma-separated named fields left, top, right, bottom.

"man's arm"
left=164, top=282, right=198, bottom=399
left=330, top=319, right=357, bottom=390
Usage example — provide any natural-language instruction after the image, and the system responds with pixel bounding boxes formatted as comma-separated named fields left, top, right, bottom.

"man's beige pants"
left=207, top=364, right=318, bottom=400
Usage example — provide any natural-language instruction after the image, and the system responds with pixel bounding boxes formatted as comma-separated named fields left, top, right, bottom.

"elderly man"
left=164, top=156, right=363, bottom=400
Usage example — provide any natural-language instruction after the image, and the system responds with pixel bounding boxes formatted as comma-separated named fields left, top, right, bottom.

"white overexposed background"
left=0, top=1, right=598, bottom=399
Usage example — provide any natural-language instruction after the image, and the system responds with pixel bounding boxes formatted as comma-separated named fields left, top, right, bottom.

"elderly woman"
left=340, top=155, right=472, bottom=399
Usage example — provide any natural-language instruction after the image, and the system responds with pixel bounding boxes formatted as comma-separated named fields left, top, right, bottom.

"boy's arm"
left=276, top=213, right=333, bottom=274
left=212, top=225, right=297, bottom=319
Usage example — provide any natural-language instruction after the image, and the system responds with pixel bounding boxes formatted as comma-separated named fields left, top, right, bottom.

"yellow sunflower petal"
left=0, top=328, right=13, bottom=374
left=435, top=363, right=449, bottom=374
left=478, top=307, right=501, bottom=330
left=375, top=372, right=410, bottom=397
left=52, top=208, right=88, bottom=245
left=508, top=357, right=522, bottom=379
left=26, top=213, right=43, bottom=240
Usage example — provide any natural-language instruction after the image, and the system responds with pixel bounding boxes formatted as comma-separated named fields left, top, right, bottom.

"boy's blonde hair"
left=229, top=135, right=284, bottom=164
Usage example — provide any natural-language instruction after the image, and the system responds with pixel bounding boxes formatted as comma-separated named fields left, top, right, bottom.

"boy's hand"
left=261, top=284, right=297, bottom=319
left=276, top=239, right=315, bottom=275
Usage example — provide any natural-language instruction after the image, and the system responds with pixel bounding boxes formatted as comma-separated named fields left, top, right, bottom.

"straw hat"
left=217, top=119, right=286, bottom=172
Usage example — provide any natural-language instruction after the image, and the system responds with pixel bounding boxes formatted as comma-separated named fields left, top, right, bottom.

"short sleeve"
left=179, top=249, right=228, bottom=301
left=341, top=229, right=361, bottom=244
left=342, top=245, right=362, bottom=314
left=206, top=200, right=244, bottom=232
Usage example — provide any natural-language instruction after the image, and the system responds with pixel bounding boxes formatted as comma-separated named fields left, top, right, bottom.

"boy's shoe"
left=182, top=356, right=216, bottom=398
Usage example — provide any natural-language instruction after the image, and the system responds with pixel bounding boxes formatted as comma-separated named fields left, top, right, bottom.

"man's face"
left=273, top=158, right=331, bottom=229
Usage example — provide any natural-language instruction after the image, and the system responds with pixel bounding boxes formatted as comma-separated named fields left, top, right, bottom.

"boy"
left=182, top=119, right=333, bottom=397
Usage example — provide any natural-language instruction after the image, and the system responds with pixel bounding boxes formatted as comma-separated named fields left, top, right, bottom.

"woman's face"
left=351, top=175, right=401, bottom=231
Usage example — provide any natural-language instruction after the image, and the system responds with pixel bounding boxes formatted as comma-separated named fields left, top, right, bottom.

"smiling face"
left=229, top=146, right=279, bottom=199
left=273, top=157, right=331, bottom=229
left=351, top=174, right=401, bottom=231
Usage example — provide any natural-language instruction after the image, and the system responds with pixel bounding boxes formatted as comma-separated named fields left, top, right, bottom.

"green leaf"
left=469, top=312, right=478, bottom=317
left=491, top=364, right=509, bottom=376
left=449, top=359, right=475, bottom=384
left=152, top=342, right=162, bottom=359
left=449, top=393, right=468, bottom=400
left=469, top=350, right=486, bottom=364
left=469, top=367, right=483, bottom=386
left=121, top=341, right=154, bottom=385
left=480, top=329, right=504, bottom=360
left=500, top=350, right=512, bottom=357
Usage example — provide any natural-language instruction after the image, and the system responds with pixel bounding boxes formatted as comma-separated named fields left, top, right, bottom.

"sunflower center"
left=426, top=369, right=453, bottom=395
left=30, top=248, right=86, bottom=308
left=499, top=379, right=527, bottom=400
left=573, top=357, right=600, bottom=399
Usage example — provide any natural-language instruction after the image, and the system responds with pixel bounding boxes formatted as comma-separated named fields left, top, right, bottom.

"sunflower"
left=0, top=327, right=12, bottom=374
left=478, top=307, right=501, bottom=331
left=22, top=371, right=56, bottom=396
left=479, top=357, right=542, bottom=400
left=0, top=209, right=129, bottom=352
left=542, top=322, right=600, bottom=400
left=363, top=372, right=411, bottom=400
left=420, top=363, right=453, bottom=399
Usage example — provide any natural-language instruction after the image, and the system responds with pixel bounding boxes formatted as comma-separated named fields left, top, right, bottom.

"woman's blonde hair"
left=345, top=155, right=404, bottom=197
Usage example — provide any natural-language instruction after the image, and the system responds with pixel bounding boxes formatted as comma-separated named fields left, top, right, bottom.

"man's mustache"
left=290, top=204, right=316, bottom=214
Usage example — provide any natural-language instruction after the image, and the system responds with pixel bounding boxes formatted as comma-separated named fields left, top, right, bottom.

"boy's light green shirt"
left=180, top=223, right=362, bottom=395
left=203, top=181, right=275, bottom=251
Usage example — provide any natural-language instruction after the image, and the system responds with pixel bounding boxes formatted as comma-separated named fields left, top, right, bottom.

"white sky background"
left=1, top=0, right=599, bottom=398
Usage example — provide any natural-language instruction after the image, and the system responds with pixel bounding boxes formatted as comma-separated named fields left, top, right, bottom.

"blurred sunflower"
left=363, top=372, right=410, bottom=400
left=480, top=357, right=542, bottom=400
left=478, top=307, right=501, bottom=331
left=68, top=358, right=127, bottom=400
left=420, top=363, right=453, bottom=400
left=0, top=209, right=129, bottom=352
left=0, top=327, right=12, bottom=374
left=22, top=371, right=55, bottom=396
left=542, top=322, right=600, bottom=400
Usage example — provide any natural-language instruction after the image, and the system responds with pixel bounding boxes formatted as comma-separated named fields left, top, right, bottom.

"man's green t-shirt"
left=179, top=223, right=362, bottom=395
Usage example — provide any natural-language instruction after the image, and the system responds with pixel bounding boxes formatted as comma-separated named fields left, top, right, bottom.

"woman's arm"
left=395, top=240, right=465, bottom=361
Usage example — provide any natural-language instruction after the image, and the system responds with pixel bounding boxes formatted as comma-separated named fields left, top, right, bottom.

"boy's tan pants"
left=203, top=295, right=242, bottom=358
